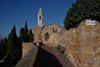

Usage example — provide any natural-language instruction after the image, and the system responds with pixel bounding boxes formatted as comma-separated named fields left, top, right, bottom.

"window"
left=45, top=32, right=49, bottom=41
left=39, top=16, right=41, bottom=20
left=53, top=28, right=57, bottom=33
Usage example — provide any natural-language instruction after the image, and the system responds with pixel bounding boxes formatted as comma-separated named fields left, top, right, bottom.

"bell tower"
left=38, top=7, right=43, bottom=27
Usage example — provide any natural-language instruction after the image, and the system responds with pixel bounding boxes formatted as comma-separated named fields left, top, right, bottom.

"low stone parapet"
left=15, top=45, right=38, bottom=67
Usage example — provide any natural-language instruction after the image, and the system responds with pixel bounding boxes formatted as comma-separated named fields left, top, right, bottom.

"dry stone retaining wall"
left=42, top=22, right=100, bottom=67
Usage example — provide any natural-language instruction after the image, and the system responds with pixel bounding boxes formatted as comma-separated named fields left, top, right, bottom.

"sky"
left=0, top=0, right=76, bottom=37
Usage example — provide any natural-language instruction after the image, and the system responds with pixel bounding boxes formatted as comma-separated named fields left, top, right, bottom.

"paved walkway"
left=33, top=45, right=75, bottom=67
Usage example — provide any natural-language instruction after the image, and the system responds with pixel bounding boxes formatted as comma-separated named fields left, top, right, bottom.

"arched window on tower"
left=39, top=16, right=41, bottom=20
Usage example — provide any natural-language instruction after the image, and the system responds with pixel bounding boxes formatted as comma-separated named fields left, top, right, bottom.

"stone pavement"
left=33, top=45, right=75, bottom=67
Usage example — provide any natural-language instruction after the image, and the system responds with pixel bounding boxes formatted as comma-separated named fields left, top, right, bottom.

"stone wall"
left=15, top=45, right=38, bottom=67
left=32, top=27, right=42, bottom=46
left=42, top=21, right=100, bottom=67
left=22, top=42, right=34, bottom=58
left=62, top=22, right=100, bottom=67
left=41, top=24, right=61, bottom=46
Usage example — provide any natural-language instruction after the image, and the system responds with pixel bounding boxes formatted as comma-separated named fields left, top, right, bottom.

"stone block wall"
left=15, top=45, right=38, bottom=67
left=32, top=27, right=42, bottom=46
left=41, top=24, right=61, bottom=46
left=44, top=22, right=100, bottom=67
left=22, top=42, right=34, bottom=58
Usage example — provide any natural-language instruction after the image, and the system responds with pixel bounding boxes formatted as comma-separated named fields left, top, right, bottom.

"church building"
left=32, top=8, right=61, bottom=46
left=32, top=8, right=43, bottom=46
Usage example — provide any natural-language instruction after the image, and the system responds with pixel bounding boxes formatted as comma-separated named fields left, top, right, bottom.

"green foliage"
left=20, top=27, right=25, bottom=42
left=0, top=21, right=32, bottom=66
left=0, top=37, right=7, bottom=60
left=24, top=20, right=28, bottom=34
left=20, top=21, right=29, bottom=42
left=0, top=20, right=34, bottom=66
left=6, top=25, right=22, bottom=65
left=29, top=29, right=34, bottom=42
left=7, top=25, right=17, bottom=57
left=64, top=0, right=100, bottom=29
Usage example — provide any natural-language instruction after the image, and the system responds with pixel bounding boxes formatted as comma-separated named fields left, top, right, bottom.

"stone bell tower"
left=38, top=7, right=43, bottom=27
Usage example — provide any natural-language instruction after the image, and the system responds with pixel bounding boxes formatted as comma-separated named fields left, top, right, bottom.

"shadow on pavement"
left=33, top=46, right=63, bottom=67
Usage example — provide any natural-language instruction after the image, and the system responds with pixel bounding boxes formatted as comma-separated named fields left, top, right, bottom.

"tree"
left=0, top=35, right=2, bottom=41
left=0, top=38, right=7, bottom=60
left=6, top=25, right=17, bottom=62
left=24, top=20, right=28, bottom=34
left=24, top=21, right=29, bottom=42
left=20, top=21, right=29, bottom=42
left=29, top=29, right=34, bottom=42
left=6, top=25, right=22, bottom=65
left=64, top=0, right=100, bottom=29
left=20, top=27, right=25, bottom=42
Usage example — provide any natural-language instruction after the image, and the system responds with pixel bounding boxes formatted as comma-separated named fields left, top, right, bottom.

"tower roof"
left=38, top=7, right=42, bottom=15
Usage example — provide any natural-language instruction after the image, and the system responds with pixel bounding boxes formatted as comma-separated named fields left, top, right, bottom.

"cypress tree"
left=20, top=27, right=25, bottom=42
left=6, top=25, right=19, bottom=65
left=29, top=29, right=34, bottom=42
left=24, top=21, right=29, bottom=42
